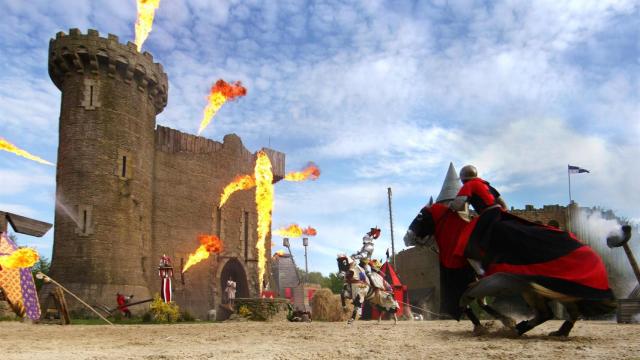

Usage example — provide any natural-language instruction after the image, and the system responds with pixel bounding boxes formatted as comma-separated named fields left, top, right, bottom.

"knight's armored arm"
left=449, top=195, right=468, bottom=211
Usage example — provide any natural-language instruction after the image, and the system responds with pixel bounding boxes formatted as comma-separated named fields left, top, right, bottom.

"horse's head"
left=404, top=205, right=436, bottom=247
left=336, top=254, right=353, bottom=280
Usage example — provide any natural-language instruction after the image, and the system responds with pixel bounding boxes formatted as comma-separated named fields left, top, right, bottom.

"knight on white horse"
left=337, top=227, right=399, bottom=324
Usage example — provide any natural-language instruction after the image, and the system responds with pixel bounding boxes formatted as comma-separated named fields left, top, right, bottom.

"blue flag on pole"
left=568, top=165, right=590, bottom=174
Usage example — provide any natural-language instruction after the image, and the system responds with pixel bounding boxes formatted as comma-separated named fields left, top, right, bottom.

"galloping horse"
left=406, top=203, right=616, bottom=337
left=336, top=255, right=399, bottom=324
left=404, top=203, right=515, bottom=334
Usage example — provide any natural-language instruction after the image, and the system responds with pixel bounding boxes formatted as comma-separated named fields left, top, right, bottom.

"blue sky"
left=1, top=0, right=639, bottom=276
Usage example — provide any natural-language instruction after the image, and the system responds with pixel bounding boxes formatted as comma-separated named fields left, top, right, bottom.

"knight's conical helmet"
left=435, top=162, right=460, bottom=203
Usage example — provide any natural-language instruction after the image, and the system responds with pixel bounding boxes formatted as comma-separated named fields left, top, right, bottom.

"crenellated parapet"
left=48, top=28, right=168, bottom=114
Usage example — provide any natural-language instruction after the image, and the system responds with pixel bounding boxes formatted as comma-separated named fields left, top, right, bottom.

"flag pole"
left=387, top=187, right=396, bottom=267
left=567, top=165, right=572, bottom=205
left=567, top=165, right=573, bottom=232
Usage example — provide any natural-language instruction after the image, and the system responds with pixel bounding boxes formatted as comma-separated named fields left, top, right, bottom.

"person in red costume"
left=449, top=165, right=613, bottom=309
left=116, top=293, right=133, bottom=318
left=449, top=165, right=507, bottom=266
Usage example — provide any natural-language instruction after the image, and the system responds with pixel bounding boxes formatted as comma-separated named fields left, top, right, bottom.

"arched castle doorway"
left=220, top=258, right=249, bottom=301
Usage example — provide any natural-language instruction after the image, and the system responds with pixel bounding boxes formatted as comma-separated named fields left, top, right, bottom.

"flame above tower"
left=134, top=0, right=161, bottom=51
left=254, top=151, right=274, bottom=292
left=197, top=80, right=247, bottom=135
left=275, top=224, right=303, bottom=238
left=284, top=162, right=320, bottom=182
left=0, top=137, right=55, bottom=166
left=0, top=248, right=40, bottom=269
left=302, top=226, right=317, bottom=236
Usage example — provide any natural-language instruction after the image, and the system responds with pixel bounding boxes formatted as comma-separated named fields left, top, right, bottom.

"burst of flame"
left=274, top=224, right=303, bottom=238
left=255, top=151, right=273, bottom=292
left=273, top=250, right=286, bottom=257
left=284, top=162, right=320, bottom=182
left=134, top=0, right=161, bottom=51
left=0, top=248, right=39, bottom=269
left=197, top=80, right=247, bottom=135
left=0, top=138, right=55, bottom=166
left=182, top=234, right=224, bottom=273
left=302, top=226, right=317, bottom=236
left=274, top=224, right=317, bottom=237
left=219, top=175, right=256, bottom=207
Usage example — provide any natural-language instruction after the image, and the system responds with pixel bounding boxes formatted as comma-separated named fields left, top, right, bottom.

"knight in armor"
left=351, top=227, right=381, bottom=273
left=368, top=259, right=399, bottom=323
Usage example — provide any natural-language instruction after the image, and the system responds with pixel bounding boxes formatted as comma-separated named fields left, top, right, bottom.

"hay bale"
left=311, top=288, right=353, bottom=322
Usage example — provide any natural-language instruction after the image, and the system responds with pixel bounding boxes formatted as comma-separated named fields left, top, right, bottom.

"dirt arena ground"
left=1, top=320, right=639, bottom=359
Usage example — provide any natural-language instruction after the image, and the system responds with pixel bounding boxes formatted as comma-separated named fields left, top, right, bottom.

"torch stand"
left=607, top=225, right=640, bottom=323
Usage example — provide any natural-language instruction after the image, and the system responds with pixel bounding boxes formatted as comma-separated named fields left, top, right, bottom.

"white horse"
left=337, top=255, right=398, bottom=324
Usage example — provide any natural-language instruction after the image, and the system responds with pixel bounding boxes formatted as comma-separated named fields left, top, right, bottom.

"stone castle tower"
left=47, top=29, right=285, bottom=318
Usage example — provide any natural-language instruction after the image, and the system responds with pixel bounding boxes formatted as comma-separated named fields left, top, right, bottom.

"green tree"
left=31, top=257, right=51, bottom=291
left=320, top=273, right=344, bottom=294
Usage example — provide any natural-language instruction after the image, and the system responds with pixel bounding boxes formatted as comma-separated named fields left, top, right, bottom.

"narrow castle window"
left=75, top=205, right=93, bottom=236
left=82, top=210, right=87, bottom=234
left=81, top=79, right=101, bottom=110
left=121, top=155, right=127, bottom=178
left=116, top=149, right=132, bottom=180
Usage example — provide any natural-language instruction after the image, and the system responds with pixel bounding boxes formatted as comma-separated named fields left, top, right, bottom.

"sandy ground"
left=0, top=320, right=639, bottom=360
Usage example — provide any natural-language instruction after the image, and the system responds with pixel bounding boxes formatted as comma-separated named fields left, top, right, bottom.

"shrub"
left=238, top=305, right=252, bottom=318
left=148, top=294, right=180, bottom=323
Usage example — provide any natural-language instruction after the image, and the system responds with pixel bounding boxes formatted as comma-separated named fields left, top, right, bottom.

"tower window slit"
left=122, top=155, right=127, bottom=178
left=82, top=210, right=87, bottom=234
left=89, top=85, right=94, bottom=106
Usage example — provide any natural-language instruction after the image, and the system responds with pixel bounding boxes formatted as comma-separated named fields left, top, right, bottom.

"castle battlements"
left=48, top=28, right=168, bottom=114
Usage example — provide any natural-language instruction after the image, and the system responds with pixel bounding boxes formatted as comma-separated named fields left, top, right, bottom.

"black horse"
left=404, top=203, right=515, bottom=334
left=405, top=203, right=616, bottom=337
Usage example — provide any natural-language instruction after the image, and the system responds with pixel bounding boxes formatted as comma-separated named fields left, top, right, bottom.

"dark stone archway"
left=220, top=257, right=249, bottom=300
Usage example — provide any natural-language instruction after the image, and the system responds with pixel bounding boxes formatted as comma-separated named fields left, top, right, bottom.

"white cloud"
left=0, top=0, right=638, bottom=273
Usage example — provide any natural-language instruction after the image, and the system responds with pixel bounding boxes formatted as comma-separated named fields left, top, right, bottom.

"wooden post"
left=0, top=211, right=7, bottom=234
left=622, top=243, right=640, bottom=286
left=387, top=187, right=396, bottom=266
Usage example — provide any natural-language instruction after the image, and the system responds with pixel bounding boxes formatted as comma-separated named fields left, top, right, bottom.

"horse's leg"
left=464, top=306, right=488, bottom=335
left=393, top=312, right=398, bottom=325
left=348, top=293, right=364, bottom=325
left=549, top=302, right=579, bottom=337
left=460, top=273, right=528, bottom=335
left=477, top=297, right=516, bottom=330
left=515, top=291, right=554, bottom=336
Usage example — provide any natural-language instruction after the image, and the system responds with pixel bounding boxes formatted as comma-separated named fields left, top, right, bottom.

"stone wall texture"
left=46, top=29, right=285, bottom=318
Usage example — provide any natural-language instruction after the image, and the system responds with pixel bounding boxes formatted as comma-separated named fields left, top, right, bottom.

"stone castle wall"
left=47, top=29, right=285, bottom=318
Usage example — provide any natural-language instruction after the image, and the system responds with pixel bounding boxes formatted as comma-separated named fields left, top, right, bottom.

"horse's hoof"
left=515, top=321, right=531, bottom=336
left=473, top=325, right=489, bottom=336
left=500, top=317, right=516, bottom=330
left=548, top=330, right=569, bottom=337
